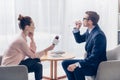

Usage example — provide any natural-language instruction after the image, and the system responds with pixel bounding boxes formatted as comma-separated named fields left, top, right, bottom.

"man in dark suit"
left=62, top=11, right=107, bottom=80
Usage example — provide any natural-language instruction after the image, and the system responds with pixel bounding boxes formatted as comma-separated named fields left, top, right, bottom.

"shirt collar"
left=88, top=26, right=95, bottom=33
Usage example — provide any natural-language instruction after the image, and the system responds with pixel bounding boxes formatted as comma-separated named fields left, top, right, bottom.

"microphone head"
left=52, top=35, right=59, bottom=45
left=55, top=36, right=59, bottom=40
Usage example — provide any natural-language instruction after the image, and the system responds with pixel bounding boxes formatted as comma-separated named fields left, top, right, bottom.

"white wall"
left=61, top=0, right=118, bottom=59
left=0, top=0, right=118, bottom=58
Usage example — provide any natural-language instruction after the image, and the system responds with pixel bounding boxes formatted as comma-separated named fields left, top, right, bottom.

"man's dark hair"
left=85, top=11, right=99, bottom=25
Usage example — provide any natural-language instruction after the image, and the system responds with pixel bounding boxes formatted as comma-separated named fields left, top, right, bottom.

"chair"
left=0, top=56, right=28, bottom=80
left=86, top=45, right=120, bottom=80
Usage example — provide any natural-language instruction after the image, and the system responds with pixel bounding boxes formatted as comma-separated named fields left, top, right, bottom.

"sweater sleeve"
left=30, top=41, right=36, bottom=53
left=20, top=40, right=40, bottom=58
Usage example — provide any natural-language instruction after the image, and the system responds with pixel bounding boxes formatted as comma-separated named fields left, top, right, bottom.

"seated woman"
left=1, top=14, right=55, bottom=80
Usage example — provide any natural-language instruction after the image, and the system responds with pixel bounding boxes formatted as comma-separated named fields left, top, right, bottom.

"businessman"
left=62, top=11, right=107, bottom=80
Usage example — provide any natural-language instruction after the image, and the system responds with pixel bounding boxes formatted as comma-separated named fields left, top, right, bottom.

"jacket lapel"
left=85, top=25, right=99, bottom=48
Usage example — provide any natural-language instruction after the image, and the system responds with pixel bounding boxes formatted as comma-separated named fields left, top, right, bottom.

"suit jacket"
left=73, top=24, right=107, bottom=71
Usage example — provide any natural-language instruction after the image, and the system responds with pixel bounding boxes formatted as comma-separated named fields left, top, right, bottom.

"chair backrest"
left=0, top=55, right=28, bottom=80
left=0, top=56, right=2, bottom=65
left=107, top=45, right=120, bottom=60
left=86, top=45, right=120, bottom=80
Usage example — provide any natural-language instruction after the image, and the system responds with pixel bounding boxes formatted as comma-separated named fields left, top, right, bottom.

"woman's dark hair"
left=18, top=14, right=32, bottom=30
left=85, top=11, right=99, bottom=25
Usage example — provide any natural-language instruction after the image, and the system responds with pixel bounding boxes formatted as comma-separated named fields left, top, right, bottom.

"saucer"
left=51, top=54, right=62, bottom=57
left=51, top=51, right=65, bottom=54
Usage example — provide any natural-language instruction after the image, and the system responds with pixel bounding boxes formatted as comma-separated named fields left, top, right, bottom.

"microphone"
left=52, top=36, right=59, bottom=45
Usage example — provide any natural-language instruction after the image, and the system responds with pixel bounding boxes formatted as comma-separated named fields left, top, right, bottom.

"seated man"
left=62, top=11, right=107, bottom=80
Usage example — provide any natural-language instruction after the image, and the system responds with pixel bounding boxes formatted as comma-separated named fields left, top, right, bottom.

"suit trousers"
left=62, top=59, right=96, bottom=80
left=19, top=58, right=42, bottom=80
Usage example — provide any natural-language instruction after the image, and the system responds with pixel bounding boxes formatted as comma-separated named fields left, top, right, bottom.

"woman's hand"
left=28, top=32, right=36, bottom=53
left=28, top=32, right=34, bottom=41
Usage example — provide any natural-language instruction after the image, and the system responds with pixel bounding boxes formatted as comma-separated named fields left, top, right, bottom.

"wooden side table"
left=41, top=52, right=75, bottom=80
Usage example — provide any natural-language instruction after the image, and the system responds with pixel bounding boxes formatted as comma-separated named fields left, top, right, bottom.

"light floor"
left=29, top=61, right=67, bottom=80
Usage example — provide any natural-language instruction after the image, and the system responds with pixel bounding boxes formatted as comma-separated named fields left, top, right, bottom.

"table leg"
left=43, top=61, right=54, bottom=80
left=50, top=61, right=53, bottom=79
left=53, top=61, right=66, bottom=80
left=43, top=60, right=66, bottom=80
left=54, top=61, right=57, bottom=79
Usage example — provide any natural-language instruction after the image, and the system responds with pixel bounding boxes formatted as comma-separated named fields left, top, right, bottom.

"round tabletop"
left=41, top=51, right=75, bottom=61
